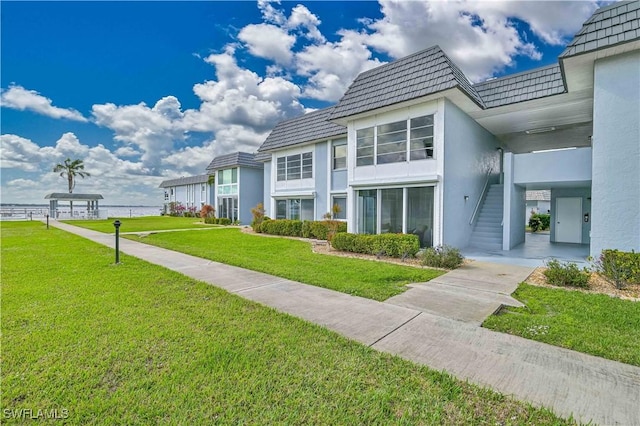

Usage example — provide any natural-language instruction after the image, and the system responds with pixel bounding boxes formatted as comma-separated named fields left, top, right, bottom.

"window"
left=333, top=142, right=347, bottom=170
left=356, top=127, right=374, bottom=166
left=377, top=121, right=407, bottom=164
left=357, top=190, right=377, bottom=234
left=302, top=152, right=313, bottom=178
left=164, top=191, right=169, bottom=201
left=356, top=114, right=434, bottom=166
left=356, top=186, right=434, bottom=247
left=410, top=115, right=434, bottom=160
left=218, top=197, right=238, bottom=222
left=277, top=152, right=313, bottom=181
left=380, top=188, right=403, bottom=233
left=331, top=196, right=347, bottom=220
left=217, top=168, right=238, bottom=195
left=275, top=198, right=314, bottom=220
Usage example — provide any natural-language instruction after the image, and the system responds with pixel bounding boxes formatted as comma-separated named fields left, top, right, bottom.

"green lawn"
left=1, top=221, right=566, bottom=425
left=64, top=216, right=217, bottom=233
left=125, top=227, right=442, bottom=301
left=483, top=283, right=640, bottom=366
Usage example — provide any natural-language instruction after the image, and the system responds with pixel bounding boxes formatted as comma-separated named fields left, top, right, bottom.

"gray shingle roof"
left=560, top=0, right=640, bottom=58
left=526, top=190, right=551, bottom=202
left=254, top=151, right=271, bottom=162
left=45, top=193, right=104, bottom=201
left=329, top=46, right=484, bottom=120
left=258, top=107, right=346, bottom=152
left=206, top=152, right=262, bottom=171
left=159, top=174, right=209, bottom=188
left=473, top=64, right=566, bottom=108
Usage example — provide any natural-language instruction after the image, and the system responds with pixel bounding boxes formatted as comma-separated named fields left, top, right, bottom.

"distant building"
left=159, top=174, right=212, bottom=215
left=206, top=152, right=263, bottom=225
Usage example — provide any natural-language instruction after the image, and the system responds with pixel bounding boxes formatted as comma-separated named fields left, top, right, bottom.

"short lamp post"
left=46, top=214, right=49, bottom=230
left=113, top=220, right=122, bottom=264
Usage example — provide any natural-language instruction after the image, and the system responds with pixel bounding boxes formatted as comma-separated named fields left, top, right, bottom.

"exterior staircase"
left=469, top=184, right=504, bottom=250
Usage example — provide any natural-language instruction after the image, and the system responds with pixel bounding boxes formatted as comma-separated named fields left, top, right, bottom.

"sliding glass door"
left=357, top=190, right=377, bottom=234
left=218, top=196, right=238, bottom=222
left=356, top=186, right=434, bottom=246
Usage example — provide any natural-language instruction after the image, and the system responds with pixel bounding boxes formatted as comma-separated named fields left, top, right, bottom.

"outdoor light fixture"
left=525, top=126, right=556, bottom=135
left=113, top=220, right=122, bottom=264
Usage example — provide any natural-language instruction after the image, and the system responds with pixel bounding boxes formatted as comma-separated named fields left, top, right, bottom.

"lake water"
left=0, top=205, right=163, bottom=220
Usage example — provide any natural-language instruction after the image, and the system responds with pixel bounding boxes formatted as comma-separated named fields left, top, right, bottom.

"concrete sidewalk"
left=47, top=221, right=640, bottom=425
left=386, top=261, right=529, bottom=325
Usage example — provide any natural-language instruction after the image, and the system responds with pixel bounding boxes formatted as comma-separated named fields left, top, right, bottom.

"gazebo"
left=45, top=193, right=104, bottom=219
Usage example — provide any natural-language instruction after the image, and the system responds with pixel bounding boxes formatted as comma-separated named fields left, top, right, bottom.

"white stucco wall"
left=514, top=148, right=592, bottom=186
left=239, top=167, right=264, bottom=225
left=503, top=153, right=526, bottom=250
left=591, top=51, right=640, bottom=256
left=262, top=161, right=271, bottom=217
left=314, top=142, right=329, bottom=218
left=442, top=99, right=500, bottom=248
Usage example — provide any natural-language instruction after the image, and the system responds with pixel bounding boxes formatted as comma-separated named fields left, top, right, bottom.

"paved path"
left=386, top=261, right=529, bottom=324
left=47, top=221, right=640, bottom=425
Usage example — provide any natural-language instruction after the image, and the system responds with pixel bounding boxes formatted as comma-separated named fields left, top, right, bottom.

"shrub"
left=260, top=219, right=303, bottom=237
left=331, top=233, right=419, bottom=259
left=250, top=203, right=266, bottom=232
left=543, top=258, right=590, bottom=288
left=593, top=249, right=640, bottom=289
left=420, top=245, right=464, bottom=269
left=529, top=213, right=550, bottom=232
left=203, top=217, right=233, bottom=225
left=200, top=204, right=215, bottom=220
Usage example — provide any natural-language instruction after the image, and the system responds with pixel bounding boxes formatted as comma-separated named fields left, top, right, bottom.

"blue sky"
left=1, top=0, right=604, bottom=205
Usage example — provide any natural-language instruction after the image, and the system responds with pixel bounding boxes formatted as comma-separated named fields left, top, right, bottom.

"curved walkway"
left=48, top=220, right=640, bottom=425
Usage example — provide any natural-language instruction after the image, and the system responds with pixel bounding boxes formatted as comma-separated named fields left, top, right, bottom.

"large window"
left=356, top=186, right=434, bottom=247
left=357, top=190, right=377, bottom=234
left=356, top=114, right=434, bottom=166
left=275, top=198, right=314, bottom=221
left=218, top=197, right=238, bottom=222
left=380, top=188, right=403, bottom=233
left=333, top=142, right=347, bottom=170
left=277, top=152, right=313, bottom=181
left=356, top=128, right=374, bottom=166
left=331, top=196, right=347, bottom=220
left=218, top=168, right=238, bottom=195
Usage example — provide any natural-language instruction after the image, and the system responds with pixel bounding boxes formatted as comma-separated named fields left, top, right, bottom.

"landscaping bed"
left=526, top=267, right=640, bottom=301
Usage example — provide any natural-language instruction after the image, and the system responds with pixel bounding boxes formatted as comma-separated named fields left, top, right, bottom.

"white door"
left=555, top=197, right=582, bottom=243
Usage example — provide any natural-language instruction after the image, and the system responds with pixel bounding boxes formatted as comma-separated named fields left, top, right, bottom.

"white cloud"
left=287, top=4, right=325, bottom=43
left=182, top=45, right=304, bottom=144
left=295, top=29, right=384, bottom=101
left=0, top=132, right=166, bottom=205
left=357, top=0, right=600, bottom=82
left=0, top=86, right=88, bottom=122
left=91, top=96, right=186, bottom=173
left=238, top=24, right=296, bottom=65
left=0, top=85, right=88, bottom=122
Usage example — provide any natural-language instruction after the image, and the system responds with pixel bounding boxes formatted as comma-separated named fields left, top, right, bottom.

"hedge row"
left=331, top=232, right=420, bottom=258
left=596, top=249, right=640, bottom=288
left=204, top=217, right=232, bottom=225
left=258, top=219, right=347, bottom=240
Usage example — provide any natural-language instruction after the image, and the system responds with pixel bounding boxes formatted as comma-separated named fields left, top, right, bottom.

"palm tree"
left=53, top=158, right=90, bottom=216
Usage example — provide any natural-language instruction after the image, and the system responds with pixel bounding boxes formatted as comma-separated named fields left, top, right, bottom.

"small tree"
left=53, top=158, right=90, bottom=216
left=323, top=203, right=343, bottom=245
left=200, top=204, right=215, bottom=221
left=251, top=203, right=266, bottom=232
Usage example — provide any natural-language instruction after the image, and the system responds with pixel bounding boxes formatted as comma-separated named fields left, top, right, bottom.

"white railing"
left=0, top=207, right=50, bottom=221
left=469, top=168, right=493, bottom=226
